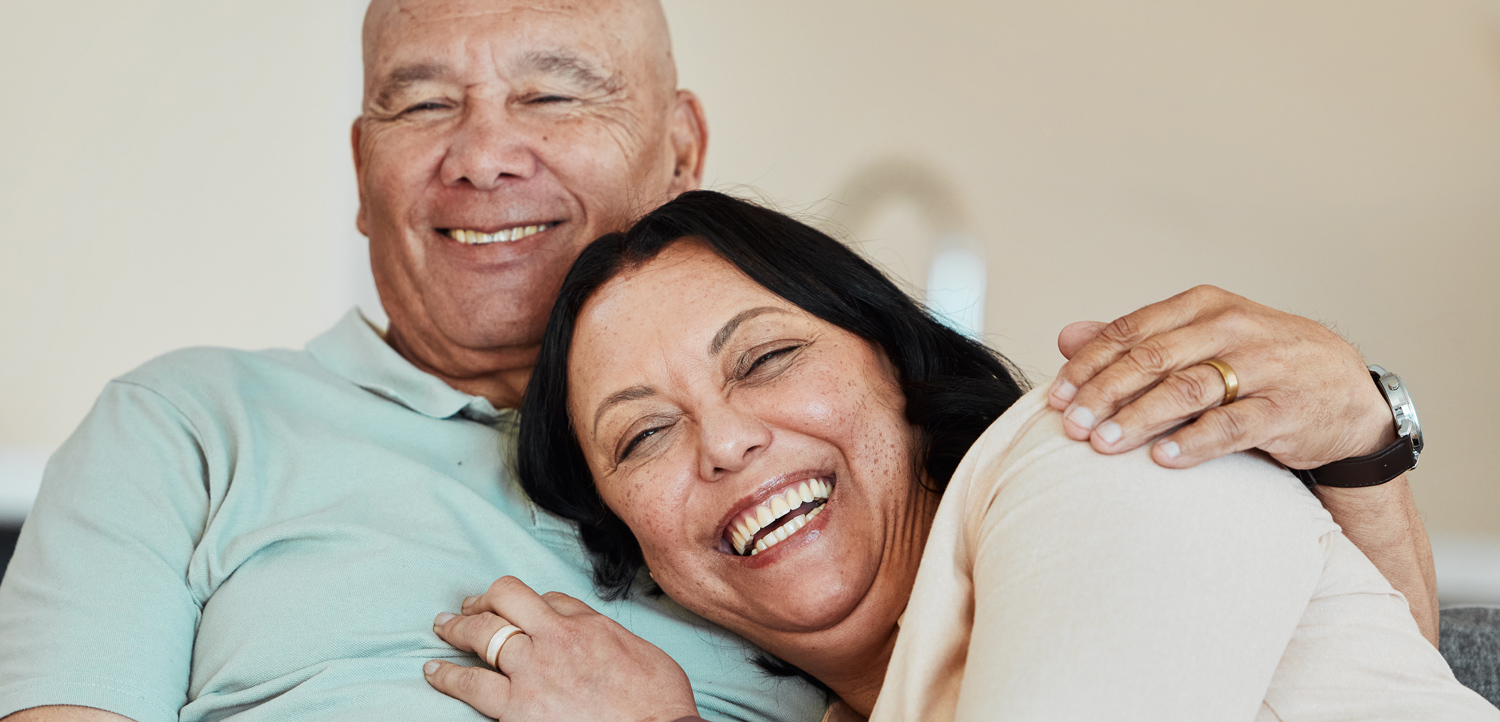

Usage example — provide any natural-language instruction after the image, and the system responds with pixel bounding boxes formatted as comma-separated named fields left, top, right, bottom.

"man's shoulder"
left=110, top=344, right=340, bottom=415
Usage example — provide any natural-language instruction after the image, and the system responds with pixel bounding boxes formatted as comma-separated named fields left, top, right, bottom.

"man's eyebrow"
left=710, top=307, right=792, bottom=356
left=592, top=385, right=657, bottom=439
left=372, top=63, right=447, bottom=107
left=520, top=50, right=620, bottom=93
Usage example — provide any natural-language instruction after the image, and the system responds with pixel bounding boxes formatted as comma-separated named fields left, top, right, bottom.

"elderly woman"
left=423, top=191, right=1495, bottom=721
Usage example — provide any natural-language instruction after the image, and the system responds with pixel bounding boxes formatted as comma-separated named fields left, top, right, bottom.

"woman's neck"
left=816, top=631, right=897, bottom=717
left=789, top=480, right=942, bottom=717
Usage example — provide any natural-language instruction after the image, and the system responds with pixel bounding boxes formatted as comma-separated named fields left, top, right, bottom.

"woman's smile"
left=721, top=475, right=833, bottom=557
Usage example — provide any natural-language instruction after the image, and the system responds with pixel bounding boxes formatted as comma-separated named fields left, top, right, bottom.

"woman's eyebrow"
left=709, top=307, right=791, bottom=355
left=592, top=385, right=657, bottom=440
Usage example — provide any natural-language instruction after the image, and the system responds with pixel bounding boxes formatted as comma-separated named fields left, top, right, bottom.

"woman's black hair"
left=516, top=190, right=1027, bottom=686
left=520, top=188, right=1027, bottom=590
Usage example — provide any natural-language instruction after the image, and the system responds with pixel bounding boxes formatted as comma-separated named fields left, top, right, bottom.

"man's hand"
left=1046, top=284, right=1440, bottom=645
left=1047, top=285, right=1396, bottom=470
left=426, top=576, right=700, bottom=722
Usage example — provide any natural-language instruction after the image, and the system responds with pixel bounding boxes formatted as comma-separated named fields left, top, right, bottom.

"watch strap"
left=1294, top=435, right=1418, bottom=488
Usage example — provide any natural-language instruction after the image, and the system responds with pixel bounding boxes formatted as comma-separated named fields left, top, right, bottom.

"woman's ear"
left=666, top=89, right=709, bottom=194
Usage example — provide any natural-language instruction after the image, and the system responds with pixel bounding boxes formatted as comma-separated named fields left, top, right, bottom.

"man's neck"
left=383, top=323, right=535, bottom=409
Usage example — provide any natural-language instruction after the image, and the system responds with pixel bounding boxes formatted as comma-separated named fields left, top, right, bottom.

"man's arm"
left=1045, top=285, right=1439, bottom=643
left=0, top=379, right=206, bottom=720
left=1314, top=477, right=1439, bottom=644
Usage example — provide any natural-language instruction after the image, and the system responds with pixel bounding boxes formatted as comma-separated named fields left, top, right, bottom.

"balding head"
left=361, top=0, right=678, bottom=109
left=348, top=0, right=708, bottom=407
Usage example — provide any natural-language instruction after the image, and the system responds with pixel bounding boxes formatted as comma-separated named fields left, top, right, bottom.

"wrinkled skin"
left=353, top=0, right=706, bottom=407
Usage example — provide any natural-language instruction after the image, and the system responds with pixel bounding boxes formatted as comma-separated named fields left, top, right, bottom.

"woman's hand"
left=426, top=576, right=700, bottom=722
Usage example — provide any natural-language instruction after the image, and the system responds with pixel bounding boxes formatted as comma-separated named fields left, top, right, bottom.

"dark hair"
left=519, top=189, right=1027, bottom=599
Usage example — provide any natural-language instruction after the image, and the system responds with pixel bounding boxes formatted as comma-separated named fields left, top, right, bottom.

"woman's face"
left=567, top=240, right=937, bottom=661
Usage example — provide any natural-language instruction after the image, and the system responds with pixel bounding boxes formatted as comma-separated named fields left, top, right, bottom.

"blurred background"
left=0, top=0, right=1496, bottom=602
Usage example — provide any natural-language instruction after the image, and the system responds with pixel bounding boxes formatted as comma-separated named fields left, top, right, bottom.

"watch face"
left=1372, top=366, right=1423, bottom=456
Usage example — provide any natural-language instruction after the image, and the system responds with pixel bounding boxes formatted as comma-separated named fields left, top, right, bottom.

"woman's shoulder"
left=946, top=386, right=1335, bottom=540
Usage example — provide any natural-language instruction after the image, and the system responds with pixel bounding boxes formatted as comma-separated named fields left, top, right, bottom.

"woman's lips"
left=723, top=477, right=833, bottom=556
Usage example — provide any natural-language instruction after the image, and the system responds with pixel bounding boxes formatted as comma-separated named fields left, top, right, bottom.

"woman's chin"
left=723, top=552, right=883, bottom=636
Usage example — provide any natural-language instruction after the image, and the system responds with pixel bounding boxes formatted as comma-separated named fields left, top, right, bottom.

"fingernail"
left=1066, top=405, right=1096, bottom=430
left=1096, top=421, right=1122, bottom=445
left=1157, top=439, right=1181, bottom=460
left=462, top=595, right=479, bottom=609
left=424, top=660, right=440, bottom=676
left=434, top=612, right=456, bottom=627
left=1051, top=380, right=1077, bottom=403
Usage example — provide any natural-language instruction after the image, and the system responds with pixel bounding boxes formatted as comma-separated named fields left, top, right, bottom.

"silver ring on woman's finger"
left=485, top=624, right=524, bottom=669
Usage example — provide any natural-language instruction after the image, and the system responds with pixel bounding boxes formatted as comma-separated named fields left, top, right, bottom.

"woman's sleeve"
left=955, top=419, right=1331, bottom=721
left=0, top=381, right=208, bottom=722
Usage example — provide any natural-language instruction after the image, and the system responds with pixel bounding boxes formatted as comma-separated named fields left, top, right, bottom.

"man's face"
left=354, top=0, right=705, bottom=373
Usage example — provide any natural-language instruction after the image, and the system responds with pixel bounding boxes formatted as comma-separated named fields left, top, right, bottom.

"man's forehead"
left=362, top=0, right=670, bottom=91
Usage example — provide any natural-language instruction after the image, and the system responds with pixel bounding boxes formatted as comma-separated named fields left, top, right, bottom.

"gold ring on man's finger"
left=1201, top=358, right=1239, bottom=406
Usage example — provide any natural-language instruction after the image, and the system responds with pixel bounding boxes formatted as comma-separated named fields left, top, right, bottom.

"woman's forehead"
left=566, top=244, right=801, bottom=399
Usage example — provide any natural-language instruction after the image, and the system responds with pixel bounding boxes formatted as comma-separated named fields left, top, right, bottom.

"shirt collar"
left=307, top=308, right=510, bottom=425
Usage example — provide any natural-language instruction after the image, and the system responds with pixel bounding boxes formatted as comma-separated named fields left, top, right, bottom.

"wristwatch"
left=1294, top=365, right=1422, bottom=488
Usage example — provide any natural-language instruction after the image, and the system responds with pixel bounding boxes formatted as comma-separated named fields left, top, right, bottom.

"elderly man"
left=0, top=0, right=1437, bottom=720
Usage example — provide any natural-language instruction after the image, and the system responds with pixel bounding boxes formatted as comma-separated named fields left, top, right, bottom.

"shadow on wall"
left=821, top=158, right=987, bottom=340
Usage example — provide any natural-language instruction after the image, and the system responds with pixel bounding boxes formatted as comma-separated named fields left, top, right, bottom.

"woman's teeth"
left=727, top=478, right=832, bottom=556
left=446, top=223, right=554, bottom=245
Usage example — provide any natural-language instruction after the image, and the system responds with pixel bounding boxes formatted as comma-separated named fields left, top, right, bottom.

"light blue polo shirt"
left=0, top=310, right=825, bottom=722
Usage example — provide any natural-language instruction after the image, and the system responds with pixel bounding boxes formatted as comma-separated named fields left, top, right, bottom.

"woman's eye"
left=742, top=345, right=801, bottom=378
left=529, top=94, right=575, bottom=104
left=619, top=425, right=666, bottom=462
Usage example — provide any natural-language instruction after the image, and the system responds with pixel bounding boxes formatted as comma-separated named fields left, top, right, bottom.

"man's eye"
left=528, top=94, right=575, bottom=104
left=619, top=425, right=667, bottom=462
left=402, top=101, right=449, bottom=115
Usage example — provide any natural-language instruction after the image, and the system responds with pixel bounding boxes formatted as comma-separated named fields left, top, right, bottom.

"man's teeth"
left=446, top=223, right=553, bottom=245
left=728, top=478, right=832, bottom=556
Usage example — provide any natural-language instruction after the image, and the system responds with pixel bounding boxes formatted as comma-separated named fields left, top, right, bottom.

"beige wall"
left=1, top=1, right=1496, bottom=546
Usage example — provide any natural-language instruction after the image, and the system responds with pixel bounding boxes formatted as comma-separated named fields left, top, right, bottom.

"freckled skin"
left=353, top=0, right=707, bottom=407
left=568, top=241, right=941, bottom=711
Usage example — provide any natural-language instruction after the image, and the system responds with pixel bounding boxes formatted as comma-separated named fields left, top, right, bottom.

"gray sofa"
left=1442, top=606, right=1500, bottom=708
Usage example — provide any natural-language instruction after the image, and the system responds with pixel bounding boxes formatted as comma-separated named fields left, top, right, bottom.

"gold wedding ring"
left=1202, top=358, right=1239, bottom=406
left=485, top=624, right=524, bottom=669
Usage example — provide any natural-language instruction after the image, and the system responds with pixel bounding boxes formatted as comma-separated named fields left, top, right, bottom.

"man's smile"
left=441, top=222, right=560, bottom=246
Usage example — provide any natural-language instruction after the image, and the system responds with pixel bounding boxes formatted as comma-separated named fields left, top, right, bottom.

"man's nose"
left=438, top=105, right=539, bottom=191
left=697, top=401, right=772, bottom=481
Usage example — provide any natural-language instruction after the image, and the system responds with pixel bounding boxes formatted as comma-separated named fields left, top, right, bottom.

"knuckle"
left=1100, top=314, right=1145, bottom=346
left=1164, top=368, right=1216, bottom=408
left=446, top=666, right=487, bottom=696
left=1124, top=339, right=1174, bottom=376
left=489, top=575, right=526, bottom=597
left=1207, top=407, right=1249, bottom=441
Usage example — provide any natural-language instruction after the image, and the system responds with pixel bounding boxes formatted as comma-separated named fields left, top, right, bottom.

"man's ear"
left=351, top=118, right=370, bottom=237
left=666, top=89, right=709, bottom=194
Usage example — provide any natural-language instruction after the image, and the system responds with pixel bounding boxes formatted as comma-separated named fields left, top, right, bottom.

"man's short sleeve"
left=0, top=380, right=209, bottom=722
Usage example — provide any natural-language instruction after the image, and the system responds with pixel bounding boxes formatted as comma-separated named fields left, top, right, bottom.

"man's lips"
left=436, top=221, right=561, bottom=246
left=722, top=476, right=834, bottom=557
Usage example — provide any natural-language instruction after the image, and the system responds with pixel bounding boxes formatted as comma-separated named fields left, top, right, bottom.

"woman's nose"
left=696, top=401, right=772, bottom=480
